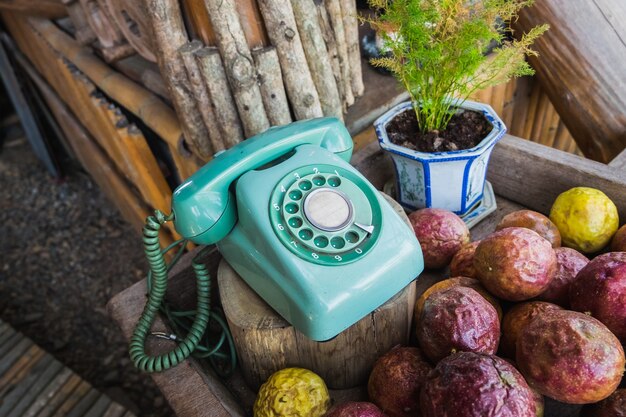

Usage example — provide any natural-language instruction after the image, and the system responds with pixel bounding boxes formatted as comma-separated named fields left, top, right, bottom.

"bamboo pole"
left=0, top=0, right=67, bottom=18
left=324, top=0, right=354, bottom=107
left=530, top=90, right=550, bottom=144
left=104, top=0, right=157, bottom=62
left=521, top=81, right=541, bottom=139
left=340, top=0, right=363, bottom=97
left=315, top=2, right=345, bottom=109
left=203, top=0, right=270, bottom=137
left=256, top=0, right=323, bottom=120
left=179, top=40, right=223, bottom=153
left=251, top=46, right=292, bottom=126
left=145, top=0, right=213, bottom=160
left=291, top=0, right=342, bottom=120
left=26, top=17, right=201, bottom=178
left=79, top=0, right=124, bottom=48
left=194, top=47, right=244, bottom=148
left=65, top=1, right=97, bottom=45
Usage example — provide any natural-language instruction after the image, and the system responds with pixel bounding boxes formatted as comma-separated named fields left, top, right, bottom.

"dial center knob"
left=303, top=188, right=353, bottom=232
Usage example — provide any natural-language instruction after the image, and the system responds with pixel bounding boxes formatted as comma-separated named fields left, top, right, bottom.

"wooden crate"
left=107, top=133, right=626, bottom=417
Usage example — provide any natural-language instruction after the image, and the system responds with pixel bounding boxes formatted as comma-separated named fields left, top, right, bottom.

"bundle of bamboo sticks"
left=147, top=0, right=365, bottom=161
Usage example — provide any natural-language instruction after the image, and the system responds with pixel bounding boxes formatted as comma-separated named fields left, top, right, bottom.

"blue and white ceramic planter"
left=375, top=100, right=506, bottom=215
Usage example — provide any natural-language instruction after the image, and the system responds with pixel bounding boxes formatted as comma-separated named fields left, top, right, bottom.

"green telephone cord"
left=129, top=210, right=236, bottom=376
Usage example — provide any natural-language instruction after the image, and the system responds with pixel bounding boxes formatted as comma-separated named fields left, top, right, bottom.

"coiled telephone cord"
left=129, top=210, right=236, bottom=376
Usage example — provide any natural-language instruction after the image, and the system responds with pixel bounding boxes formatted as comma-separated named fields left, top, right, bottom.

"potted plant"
left=368, top=0, right=548, bottom=214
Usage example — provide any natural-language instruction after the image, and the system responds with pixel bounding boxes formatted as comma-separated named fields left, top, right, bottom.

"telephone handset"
left=171, top=118, right=354, bottom=246
left=130, top=118, right=423, bottom=373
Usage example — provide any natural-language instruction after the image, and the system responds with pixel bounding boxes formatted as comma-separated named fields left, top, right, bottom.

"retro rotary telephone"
left=130, top=118, right=424, bottom=373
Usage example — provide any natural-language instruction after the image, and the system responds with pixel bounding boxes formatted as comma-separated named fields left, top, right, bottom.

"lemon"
left=549, top=187, right=619, bottom=253
left=253, top=368, right=330, bottom=417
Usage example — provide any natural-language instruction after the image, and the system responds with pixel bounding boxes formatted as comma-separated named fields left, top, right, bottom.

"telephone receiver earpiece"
left=172, top=118, right=353, bottom=245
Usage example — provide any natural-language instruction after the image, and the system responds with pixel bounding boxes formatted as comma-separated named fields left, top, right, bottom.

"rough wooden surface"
left=488, top=134, right=626, bottom=223
left=516, top=0, right=626, bottom=162
left=179, top=40, right=223, bottom=153
left=104, top=0, right=156, bottom=62
left=610, top=148, right=626, bottom=170
left=146, top=0, right=213, bottom=160
left=324, top=0, right=353, bottom=107
left=251, top=46, right=292, bottom=126
left=0, top=321, right=134, bottom=416
left=291, top=0, right=342, bottom=120
left=315, top=1, right=345, bottom=109
left=204, top=0, right=270, bottom=138
left=65, top=1, right=97, bottom=45
left=218, top=194, right=416, bottom=390
left=194, top=47, right=245, bottom=148
left=78, top=0, right=125, bottom=48
left=0, top=0, right=67, bottom=18
left=257, top=0, right=323, bottom=120
left=340, top=0, right=363, bottom=97
left=14, top=16, right=200, bottom=178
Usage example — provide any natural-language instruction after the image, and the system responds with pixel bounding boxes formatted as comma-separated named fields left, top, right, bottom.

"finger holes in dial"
left=299, top=229, right=313, bottom=240
left=345, top=231, right=359, bottom=243
left=314, top=236, right=329, bottom=248
left=285, top=203, right=299, bottom=214
left=312, top=176, right=326, bottom=186
left=327, top=176, right=341, bottom=187
left=289, top=217, right=303, bottom=228
left=298, top=180, right=312, bottom=191
left=289, top=190, right=303, bottom=201
left=331, top=237, right=345, bottom=249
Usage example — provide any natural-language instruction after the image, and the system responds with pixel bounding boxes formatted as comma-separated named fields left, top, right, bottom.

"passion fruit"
left=408, top=208, right=470, bottom=269
left=324, top=402, right=388, bottom=417
left=537, top=247, right=588, bottom=307
left=449, top=241, right=480, bottom=278
left=569, top=252, right=626, bottom=343
left=496, top=210, right=561, bottom=248
left=414, top=276, right=502, bottom=323
left=368, top=346, right=432, bottom=417
left=420, top=352, right=537, bottom=417
left=474, top=227, right=556, bottom=301
left=500, top=301, right=562, bottom=359
left=417, top=286, right=500, bottom=363
left=516, top=310, right=625, bottom=404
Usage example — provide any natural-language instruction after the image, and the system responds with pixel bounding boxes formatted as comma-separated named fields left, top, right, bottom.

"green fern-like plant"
left=366, top=0, right=548, bottom=134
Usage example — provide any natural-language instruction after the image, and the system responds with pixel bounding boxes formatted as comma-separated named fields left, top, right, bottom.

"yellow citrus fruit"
left=549, top=187, right=619, bottom=253
left=253, top=368, right=330, bottom=417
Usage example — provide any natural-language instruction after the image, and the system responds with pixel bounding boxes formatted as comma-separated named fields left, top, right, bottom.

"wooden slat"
left=0, top=0, right=66, bottom=18
left=21, top=368, right=73, bottom=417
left=516, top=0, right=626, bottom=162
left=2, top=361, right=65, bottom=417
left=488, top=135, right=626, bottom=221
left=0, top=346, right=45, bottom=393
left=0, top=326, right=17, bottom=348
left=101, top=402, right=128, bottom=417
left=0, top=356, right=59, bottom=417
left=0, top=338, right=34, bottom=376
left=609, top=148, right=626, bottom=170
left=50, top=380, right=94, bottom=417
left=80, top=394, right=112, bottom=417
left=35, top=374, right=84, bottom=417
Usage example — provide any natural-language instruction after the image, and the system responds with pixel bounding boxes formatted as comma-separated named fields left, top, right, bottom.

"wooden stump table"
left=217, top=194, right=416, bottom=390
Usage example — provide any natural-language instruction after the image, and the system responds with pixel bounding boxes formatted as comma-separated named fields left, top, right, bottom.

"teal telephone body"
left=171, top=118, right=424, bottom=341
